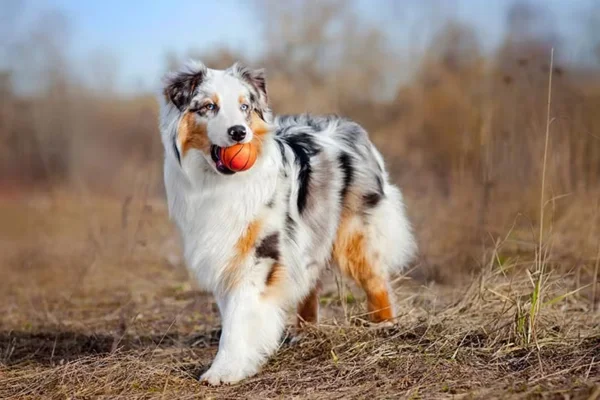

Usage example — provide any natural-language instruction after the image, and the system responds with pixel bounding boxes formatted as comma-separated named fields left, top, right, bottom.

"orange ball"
left=219, top=142, right=257, bottom=172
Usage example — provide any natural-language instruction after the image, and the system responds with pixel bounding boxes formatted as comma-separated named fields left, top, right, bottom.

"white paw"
left=369, top=320, right=396, bottom=329
left=199, top=363, right=254, bottom=386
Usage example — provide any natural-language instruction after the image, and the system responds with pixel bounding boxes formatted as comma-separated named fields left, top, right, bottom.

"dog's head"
left=160, top=61, right=272, bottom=175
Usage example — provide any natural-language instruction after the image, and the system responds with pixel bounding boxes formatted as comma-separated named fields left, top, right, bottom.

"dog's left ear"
left=230, top=63, right=271, bottom=120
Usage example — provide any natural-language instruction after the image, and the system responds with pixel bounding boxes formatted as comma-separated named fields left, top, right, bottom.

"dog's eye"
left=240, top=104, right=249, bottom=112
left=194, top=103, right=217, bottom=114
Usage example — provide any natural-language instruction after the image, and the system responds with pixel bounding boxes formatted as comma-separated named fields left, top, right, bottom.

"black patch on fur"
left=254, top=107, right=265, bottom=122
left=172, top=137, right=181, bottom=165
left=266, top=196, right=275, bottom=208
left=276, top=139, right=288, bottom=166
left=363, top=174, right=385, bottom=210
left=376, top=175, right=384, bottom=193
left=282, top=133, right=321, bottom=214
left=285, top=212, right=296, bottom=242
left=363, top=192, right=383, bottom=209
left=256, top=233, right=280, bottom=261
left=338, top=152, right=355, bottom=203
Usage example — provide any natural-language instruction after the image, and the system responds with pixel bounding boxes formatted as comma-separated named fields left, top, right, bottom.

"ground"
left=1, top=190, right=599, bottom=399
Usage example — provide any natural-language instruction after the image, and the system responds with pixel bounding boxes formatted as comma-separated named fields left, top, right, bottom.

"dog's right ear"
left=162, top=62, right=207, bottom=111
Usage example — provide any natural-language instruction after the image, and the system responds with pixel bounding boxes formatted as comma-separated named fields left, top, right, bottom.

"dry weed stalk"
left=525, top=48, right=554, bottom=347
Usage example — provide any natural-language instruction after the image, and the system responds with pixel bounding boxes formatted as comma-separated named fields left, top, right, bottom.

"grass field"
left=1, top=190, right=598, bottom=400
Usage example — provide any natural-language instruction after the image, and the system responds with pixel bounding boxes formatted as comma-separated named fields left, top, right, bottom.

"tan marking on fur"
left=178, top=112, right=210, bottom=156
left=265, top=262, right=285, bottom=288
left=341, top=189, right=362, bottom=215
left=248, top=111, right=271, bottom=161
left=249, top=112, right=270, bottom=136
left=333, top=202, right=393, bottom=322
left=297, top=282, right=321, bottom=326
left=210, top=93, right=220, bottom=107
left=222, top=219, right=263, bottom=291
left=238, top=94, right=248, bottom=105
left=260, top=261, right=287, bottom=301
left=236, top=219, right=262, bottom=256
left=365, top=289, right=393, bottom=322
left=333, top=220, right=370, bottom=283
left=333, top=191, right=370, bottom=283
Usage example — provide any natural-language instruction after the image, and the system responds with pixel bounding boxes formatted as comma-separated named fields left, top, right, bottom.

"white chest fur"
left=163, top=144, right=279, bottom=291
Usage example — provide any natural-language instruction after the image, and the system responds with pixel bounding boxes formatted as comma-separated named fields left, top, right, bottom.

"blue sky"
left=19, top=0, right=597, bottom=93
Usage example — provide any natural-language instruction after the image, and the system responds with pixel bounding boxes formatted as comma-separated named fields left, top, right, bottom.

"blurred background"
left=1, top=0, right=600, bottom=289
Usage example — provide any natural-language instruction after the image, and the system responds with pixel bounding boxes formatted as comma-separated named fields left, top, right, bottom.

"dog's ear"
left=163, top=62, right=207, bottom=111
left=230, top=63, right=271, bottom=120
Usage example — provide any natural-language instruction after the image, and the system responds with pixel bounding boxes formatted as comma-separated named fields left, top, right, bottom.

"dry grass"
left=0, top=190, right=599, bottom=399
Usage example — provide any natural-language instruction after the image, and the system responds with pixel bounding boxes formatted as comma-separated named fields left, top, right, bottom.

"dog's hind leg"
left=296, top=280, right=321, bottom=326
left=333, top=214, right=395, bottom=322
left=333, top=186, right=416, bottom=323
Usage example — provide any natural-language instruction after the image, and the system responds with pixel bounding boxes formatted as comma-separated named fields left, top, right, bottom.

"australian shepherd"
left=158, top=61, right=417, bottom=385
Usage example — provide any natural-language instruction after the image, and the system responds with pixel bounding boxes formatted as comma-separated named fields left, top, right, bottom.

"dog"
left=158, top=61, right=417, bottom=385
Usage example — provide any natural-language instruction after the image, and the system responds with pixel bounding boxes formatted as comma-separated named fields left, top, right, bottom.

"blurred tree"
left=188, top=48, right=243, bottom=70
left=250, top=0, right=393, bottom=117
left=257, top=0, right=348, bottom=80
left=498, top=1, right=559, bottom=68
left=408, top=20, right=486, bottom=191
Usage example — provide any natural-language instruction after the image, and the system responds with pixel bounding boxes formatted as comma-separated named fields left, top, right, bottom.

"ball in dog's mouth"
left=211, top=145, right=235, bottom=175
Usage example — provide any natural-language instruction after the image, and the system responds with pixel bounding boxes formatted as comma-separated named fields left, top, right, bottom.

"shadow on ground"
left=0, top=329, right=222, bottom=366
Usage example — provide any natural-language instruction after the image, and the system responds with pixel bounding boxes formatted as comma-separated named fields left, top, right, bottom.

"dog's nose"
left=227, top=125, right=246, bottom=142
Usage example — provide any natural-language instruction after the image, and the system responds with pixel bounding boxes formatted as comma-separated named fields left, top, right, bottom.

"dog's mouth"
left=210, top=145, right=235, bottom=175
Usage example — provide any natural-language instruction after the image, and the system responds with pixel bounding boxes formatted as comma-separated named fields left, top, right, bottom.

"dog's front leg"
left=200, top=283, right=285, bottom=385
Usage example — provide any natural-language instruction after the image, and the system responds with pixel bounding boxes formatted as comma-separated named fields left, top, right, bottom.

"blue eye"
left=205, top=103, right=216, bottom=111
left=240, top=104, right=249, bottom=111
